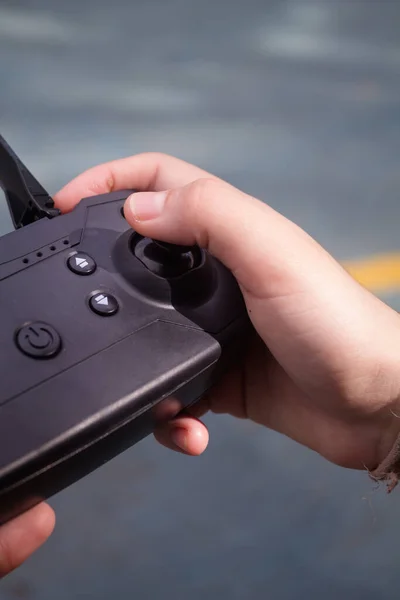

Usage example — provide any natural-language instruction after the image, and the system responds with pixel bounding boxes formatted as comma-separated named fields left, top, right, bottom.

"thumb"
left=122, top=177, right=400, bottom=383
left=123, top=177, right=350, bottom=301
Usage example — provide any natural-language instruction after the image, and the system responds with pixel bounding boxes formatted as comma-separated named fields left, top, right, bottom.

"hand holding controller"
left=0, top=136, right=252, bottom=529
left=2, top=142, right=400, bottom=577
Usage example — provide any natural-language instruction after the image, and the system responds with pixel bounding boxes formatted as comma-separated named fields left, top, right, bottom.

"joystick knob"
left=112, top=231, right=216, bottom=307
left=132, top=236, right=202, bottom=278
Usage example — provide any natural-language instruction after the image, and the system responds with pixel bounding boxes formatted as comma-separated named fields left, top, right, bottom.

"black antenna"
left=0, top=134, right=60, bottom=229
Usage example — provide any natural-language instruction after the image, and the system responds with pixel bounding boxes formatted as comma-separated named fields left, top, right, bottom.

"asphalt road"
left=1, top=1, right=400, bottom=598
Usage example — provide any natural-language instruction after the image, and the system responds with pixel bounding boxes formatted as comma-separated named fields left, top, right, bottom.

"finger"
left=53, top=153, right=220, bottom=213
left=154, top=415, right=209, bottom=456
left=0, top=503, right=55, bottom=578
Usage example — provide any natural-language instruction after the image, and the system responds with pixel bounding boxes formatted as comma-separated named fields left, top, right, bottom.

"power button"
left=16, top=322, right=61, bottom=358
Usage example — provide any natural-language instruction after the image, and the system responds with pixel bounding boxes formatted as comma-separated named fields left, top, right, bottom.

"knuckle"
left=84, top=163, right=116, bottom=195
left=182, top=178, right=222, bottom=249
left=184, top=178, right=220, bottom=218
left=136, top=151, right=169, bottom=163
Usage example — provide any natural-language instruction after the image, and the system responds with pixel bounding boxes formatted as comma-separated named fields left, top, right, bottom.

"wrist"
left=346, top=310, right=400, bottom=486
left=370, top=407, right=400, bottom=492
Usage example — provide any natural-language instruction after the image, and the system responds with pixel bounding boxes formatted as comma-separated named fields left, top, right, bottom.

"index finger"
left=53, top=152, right=219, bottom=213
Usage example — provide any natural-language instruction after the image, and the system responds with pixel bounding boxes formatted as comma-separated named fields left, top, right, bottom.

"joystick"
left=132, top=236, right=201, bottom=278
left=0, top=133, right=252, bottom=526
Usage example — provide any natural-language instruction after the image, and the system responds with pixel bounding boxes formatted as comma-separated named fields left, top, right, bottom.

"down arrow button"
left=89, top=292, right=119, bottom=316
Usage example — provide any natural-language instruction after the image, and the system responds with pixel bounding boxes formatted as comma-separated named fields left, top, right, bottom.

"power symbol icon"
left=16, top=322, right=62, bottom=358
left=25, top=326, right=52, bottom=349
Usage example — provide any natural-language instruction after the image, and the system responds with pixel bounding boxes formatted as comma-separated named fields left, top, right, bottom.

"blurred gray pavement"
left=1, top=1, right=400, bottom=598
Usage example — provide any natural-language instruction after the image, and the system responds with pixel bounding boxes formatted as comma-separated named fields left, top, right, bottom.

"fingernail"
left=128, top=191, right=166, bottom=221
left=170, top=427, right=189, bottom=452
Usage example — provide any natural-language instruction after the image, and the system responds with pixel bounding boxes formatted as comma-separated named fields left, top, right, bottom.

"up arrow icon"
left=75, top=257, right=89, bottom=268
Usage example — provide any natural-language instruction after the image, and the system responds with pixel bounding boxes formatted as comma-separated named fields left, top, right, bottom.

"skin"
left=2, top=152, right=400, bottom=576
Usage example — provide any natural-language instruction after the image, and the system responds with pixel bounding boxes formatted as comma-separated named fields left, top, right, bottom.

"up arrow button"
left=67, top=252, right=96, bottom=275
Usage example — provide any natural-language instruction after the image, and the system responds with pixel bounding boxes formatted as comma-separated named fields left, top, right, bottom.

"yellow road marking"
left=343, top=253, right=400, bottom=293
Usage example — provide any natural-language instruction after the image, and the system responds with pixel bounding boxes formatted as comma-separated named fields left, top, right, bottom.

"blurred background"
left=1, top=0, right=400, bottom=598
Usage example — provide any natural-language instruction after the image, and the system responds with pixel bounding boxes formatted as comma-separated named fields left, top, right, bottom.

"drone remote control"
left=0, top=134, right=252, bottom=525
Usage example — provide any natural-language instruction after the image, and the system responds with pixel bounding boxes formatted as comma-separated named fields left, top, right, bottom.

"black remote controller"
left=0, top=134, right=252, bottom=525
